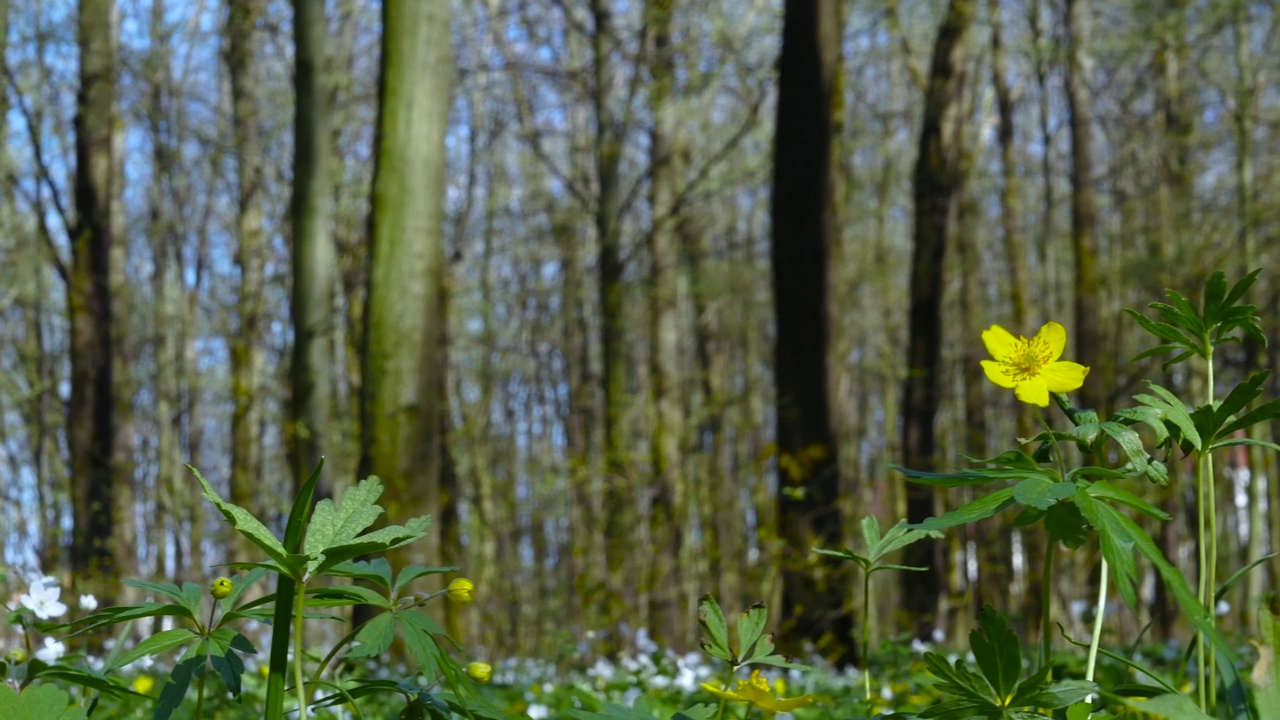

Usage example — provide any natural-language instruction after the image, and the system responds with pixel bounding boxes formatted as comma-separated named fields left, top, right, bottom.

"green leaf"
left=400, top=610, right=446, bottom=679
left=866, top=519, right=943, bottom=564
left=913, top=487, right=1017, bottom=531
left=303, top=477, right=430, bottom=578
left=1012, top=477, right=1075, bottom=510
left=736, top=602, right=768, bottom=659
left=1058, top=625, right=1177, bottom=694
left=394, top=565, right=459, bottom=593
left=109, top=628, right=198, bottom=671
left=307, top=584, right=392, bottom=609
left=1135, top=383, right=1202, bottom=451
left=1075, top=490, right=1141, bottom=609
left=1024, top=680, right=1095, bottom=709
left=326, top=558, right=394, bottom=589
left=1217, top=399, right=1280, bottom=439
left=969, top=605, right=1020, bottom=702
left=1210, top=371, right=1270, bottom=438
left=673, top=705, right=718, bottom=720
left=861, top=514, right=882, bottom=548
left=1124, top=307, right=1198, bottom=350
left=892, top=463, right=1046, bottom=488
left=1097, top=422, right=1151, bottom=475
left=1085, top=481, right=1171, bottom=520
left=191, top=466, right=291, bottom=569
left=923, top=651, right=999, bottom=706
left=1120, top=693, right=1215, bottom=719
left=155, top=654, right=202, bottom=720
left=345, top=612, right=397, bottom=659
left=0, top=683, right=88, bottom=720
left=698, top=595, right=732, bottom=661
left=1202, top=270, right=1228, bottom=323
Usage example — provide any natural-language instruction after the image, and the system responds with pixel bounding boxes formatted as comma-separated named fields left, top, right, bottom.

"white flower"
left=79, top=594, right=98, bottom=612
left=35, top=637, right=66, bottom=663
left=526, top=704, right=551, bottom=720
left=19, top=577, right=67, bottom=620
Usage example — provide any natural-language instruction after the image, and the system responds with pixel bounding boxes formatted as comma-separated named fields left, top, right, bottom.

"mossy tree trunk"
left=227, top=0, right=269, bottom=560
left=359, top=0, right=453, bottom=568
left=900, top=0, right=974, bottom=641
left=289, top=0, right=336, bottom=498
left=69, top=0, right=119, bottom=604
left=771, top=0, right=854, bottom=665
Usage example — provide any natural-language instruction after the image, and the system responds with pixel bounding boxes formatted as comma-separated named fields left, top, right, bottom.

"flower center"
left=1000, top=336, right=1053, bottom=381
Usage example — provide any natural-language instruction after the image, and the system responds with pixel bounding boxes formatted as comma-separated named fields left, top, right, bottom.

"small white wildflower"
left=19, top=577, right=67, bottom=620
left=910, top=637, right=931, bottom=654
left=1216, top=600, right=1231, bottom=617
left=526, top=703, right=551, bottom=719
left=79, top=594, right=98, bottom=612
left=35, top=637, right=66, bottom=663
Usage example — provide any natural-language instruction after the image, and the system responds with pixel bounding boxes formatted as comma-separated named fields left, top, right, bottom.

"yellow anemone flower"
left=980, top=322, right=1089, bottom=407
left=132, top=675, right=155, bottom=695
left=700, top=670, right=814, bottom=713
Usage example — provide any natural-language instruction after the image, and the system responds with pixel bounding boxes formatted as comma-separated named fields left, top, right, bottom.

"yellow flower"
left=465, top=661, right=493, bottom=684
left=132, top=675, right=155, bottom=695
left=447, top=577, right=475, bottom=605
left=700, top=670, right=814, bottom=713
left=210, top=577, right=234, bottom=600
left=980, top=322, right=1090, bottom=407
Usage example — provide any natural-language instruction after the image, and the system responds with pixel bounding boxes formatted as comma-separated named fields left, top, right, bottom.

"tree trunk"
left=644, top=0, right=686, bottom=647
left=1064, top=0, right=1102, bottom=415
left=771, top=0, right=853, bottom=665
left=359, top=0, right=453, bottom=567
left=227, top=0, right=268, bottom=558
left=290, top=0, right=336, bottom=496
left=900, top=0, right=974, bottom=641
left=69, top=0, right=119, bottom=603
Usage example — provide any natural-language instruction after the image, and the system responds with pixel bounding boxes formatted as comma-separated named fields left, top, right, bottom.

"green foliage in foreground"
left=5, top=270, right=1280, bottom=719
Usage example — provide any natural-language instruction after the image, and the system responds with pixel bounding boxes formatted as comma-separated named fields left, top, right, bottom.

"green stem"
left=294, top=580, right=308, bottom=719
left=1205, top=350, right=1218, bottom=712
left=862, top=569, right=872, bottom=703
left=193, top=595, right=220, bottom=718
left=1085, top=557, right=1108, bottom=684
left=1040, top=537, right=1055, bottom=677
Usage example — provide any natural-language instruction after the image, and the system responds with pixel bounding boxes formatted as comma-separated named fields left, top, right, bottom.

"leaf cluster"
left=696, top=595, right=803, bottom=671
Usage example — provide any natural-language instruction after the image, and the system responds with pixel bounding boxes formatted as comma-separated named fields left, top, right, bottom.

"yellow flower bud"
left=132, top=674, right=155, bottom=695
left=465, top=661, right=492, bottom=684
left=210, top=577, right=234, bottom=600
left=446, top=577, right=475, bottom=605
left=5, top=647, right=27, bottom=663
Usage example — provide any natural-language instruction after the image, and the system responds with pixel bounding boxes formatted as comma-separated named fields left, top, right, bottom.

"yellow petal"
left=758, top=694, right=816, bottom=712
left=1014, top=378, right=1050, bottom=407
left=700, top=683, right=746, bottom=704
left=981, top=360, right=1017, bottom=389
left=1034, top=322, right=1067, bottom=362
left=1040, top=361, right=1090, bottom=392
left=982, top=324, right=1018, bottom=359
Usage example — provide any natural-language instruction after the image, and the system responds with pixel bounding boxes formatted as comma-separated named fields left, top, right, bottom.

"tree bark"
left=290, top=0, right=336, bottom=496
left=228, top=0, right=268, bottom=558
left=359, top=0, right=453, bottom=567
left=771, top=0, right=853, bottom=664
left=900, top=0, right=974, bottom=640
left=69, top=0, right=119, bottom=603
left=1064, top=0, right=1103, bottom=414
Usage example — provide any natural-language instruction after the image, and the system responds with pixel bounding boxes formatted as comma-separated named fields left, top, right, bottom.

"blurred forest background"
left=2, top=0, right=1280, bottom=667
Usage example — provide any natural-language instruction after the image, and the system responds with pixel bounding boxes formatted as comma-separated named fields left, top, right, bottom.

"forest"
left=2, top=0, right=1280, bottom=718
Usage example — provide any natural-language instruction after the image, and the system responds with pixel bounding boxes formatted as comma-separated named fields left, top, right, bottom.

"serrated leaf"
left=861, top=515, right=882, bottom=549
left=191, top=466, right=290, bottom=569
left=913, top=487, right=1017, bottom=531
left=401, top=610, right=444, bottom=678
left=698, top=595, right=732, bottom=660
left=394, top=565, right=459, bottom=593
left=1136, top=383, right=1202, bottom=451
left=1203, top=271, right=1228, bottom=322
left=1120, top=693, right=1215, bottom=719
left=1025, top=679, right=1095, bottom=709
left=1211, top=371, right=1270, bottom=438
left=1075, top=490, right=1140, bottom=609
left=326, top=558, right=394, bottom=589
left=109, top=628, right=198, bottom=671
left=1098, top=422, right=1150, bottom=474
left=0, top=683, right=88, bottom=720
left=1086, top=481, right=1171, bottom=520
left=867, top=520, right=943, bottom=563
left=1218, top=399, right=1280, bottom=439
left=155, top=655, right=202, bottom=720
left=307, top=584, right=392, bottom=609
left=345, top=612, right=396, bottom=659
left=737, top=602, right=768, bottom=659
left=923, top=652, right=998, bottom=705
left=1012, top=477, right=1075, bottom=510
left=309, top=518, right=431, bottom=577
left=970, top=605, right=1020, bottom=702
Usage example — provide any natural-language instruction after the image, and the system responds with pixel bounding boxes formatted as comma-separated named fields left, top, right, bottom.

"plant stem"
left=193, top=595, right=220, bottom=718
left=862, top=568, right=872, bottom=702
left=1040, top=537, right=1055, bottom=677
left=294, top=580, right=308, bottom=719
left=1085, top=556, right=1108, bottom=683
left=1205, top=349, right=1218, bottom=711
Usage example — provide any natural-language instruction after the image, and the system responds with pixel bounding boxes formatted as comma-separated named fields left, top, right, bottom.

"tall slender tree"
left=900, top=0, right=975, bottom=639
left=227, top=0, right=268, bottom=555
left=359, top=0, right=453, bottom=566
left=290, top=0, right=336, bottom=494
left=771, top=0, right=852, bottom=664
left=69, top=0, right=120, bottom=603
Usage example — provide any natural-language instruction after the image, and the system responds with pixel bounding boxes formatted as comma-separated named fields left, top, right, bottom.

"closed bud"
left=210, top=577, right=234, bottom=600
left=446, top=577, right=475, bottom=605
left=5, top=647, right=27, bottom=663
left=465, top=661, right=492, bottom=684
